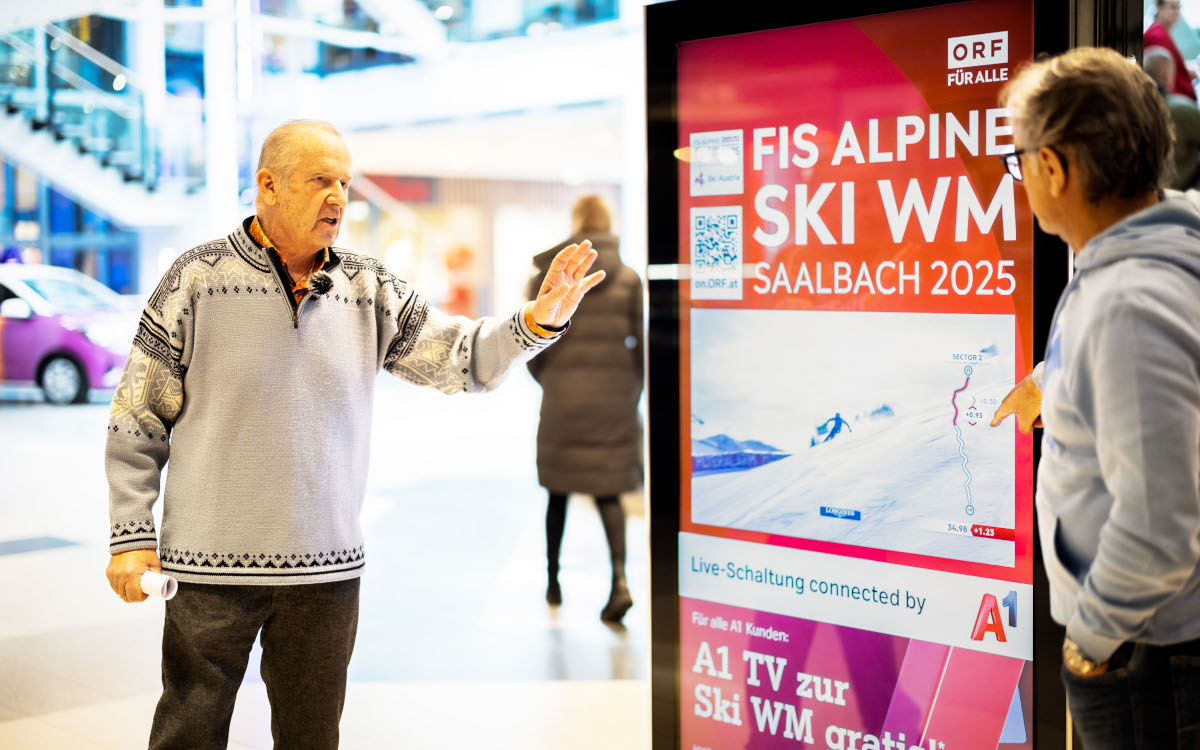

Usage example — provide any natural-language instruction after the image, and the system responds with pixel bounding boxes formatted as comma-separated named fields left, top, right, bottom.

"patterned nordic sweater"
left=105, top=219, right=559, bottom=585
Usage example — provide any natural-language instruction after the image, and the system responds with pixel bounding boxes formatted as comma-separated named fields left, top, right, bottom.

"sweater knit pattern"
left=105, top=220, right=558, bottom=584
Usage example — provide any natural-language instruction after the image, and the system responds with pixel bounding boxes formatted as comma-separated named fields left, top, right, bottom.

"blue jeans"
left=1063, top=637, right=1200, bottom=750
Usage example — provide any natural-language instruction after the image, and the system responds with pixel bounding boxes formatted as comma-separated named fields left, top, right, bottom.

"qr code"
left=690, top=206, right=742, bottom=300
left=693, top=212, right=740, bottom=269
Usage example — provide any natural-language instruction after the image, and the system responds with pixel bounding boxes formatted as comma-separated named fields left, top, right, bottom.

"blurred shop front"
left=339, top=174, right=620, bottom=317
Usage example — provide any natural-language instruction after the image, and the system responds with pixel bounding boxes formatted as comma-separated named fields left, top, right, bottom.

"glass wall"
left=0, top=160, right=139, bottom=293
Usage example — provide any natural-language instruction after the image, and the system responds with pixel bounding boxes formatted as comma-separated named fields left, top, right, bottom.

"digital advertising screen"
left=664, top=1, right=1038, bottom=748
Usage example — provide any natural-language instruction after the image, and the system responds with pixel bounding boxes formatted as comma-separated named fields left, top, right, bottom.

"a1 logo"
left=971, top=591, right=1017, bottom=642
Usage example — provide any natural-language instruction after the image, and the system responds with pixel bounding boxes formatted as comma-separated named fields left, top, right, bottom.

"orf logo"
left=948, top=32, right=1008, bottom=69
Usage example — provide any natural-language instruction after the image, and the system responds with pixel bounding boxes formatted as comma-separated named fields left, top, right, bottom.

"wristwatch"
left=1062, top=637, right=1108, bottom=676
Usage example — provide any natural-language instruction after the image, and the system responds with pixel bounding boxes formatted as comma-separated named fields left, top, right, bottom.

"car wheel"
left=41, top=356, right=87, bottom=405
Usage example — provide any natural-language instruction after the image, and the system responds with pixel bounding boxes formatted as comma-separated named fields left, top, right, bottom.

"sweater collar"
left=229, top=215, right=342, bottom=274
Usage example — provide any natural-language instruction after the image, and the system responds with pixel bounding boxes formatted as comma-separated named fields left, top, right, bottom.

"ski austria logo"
left=689, top=130, right=744, bottom=197
left=947, top=31, right=1009, bottom=87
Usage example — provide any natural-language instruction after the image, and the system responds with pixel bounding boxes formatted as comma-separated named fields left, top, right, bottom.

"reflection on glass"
left=24, top=277, right=121, bottom=312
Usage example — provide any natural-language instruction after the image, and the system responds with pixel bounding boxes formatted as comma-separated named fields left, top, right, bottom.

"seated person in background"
left=1146, top=46, right=1200, bottom=188
left=1145, top=0, right=1198, bottom=101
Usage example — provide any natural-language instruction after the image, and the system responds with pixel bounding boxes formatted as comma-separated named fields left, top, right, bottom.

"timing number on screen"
left=930, top=259, right=1015, bottom=296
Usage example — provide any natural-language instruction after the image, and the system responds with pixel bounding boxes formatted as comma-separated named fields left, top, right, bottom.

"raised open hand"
left=530, top=240, right=606, bottom=329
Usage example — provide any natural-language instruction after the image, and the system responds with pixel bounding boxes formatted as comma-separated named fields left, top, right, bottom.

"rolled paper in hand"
left=140, top=570, right=178, bottom=600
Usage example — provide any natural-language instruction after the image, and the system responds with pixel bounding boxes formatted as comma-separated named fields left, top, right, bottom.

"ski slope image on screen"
left=690, top=309, right=1017, bottom=567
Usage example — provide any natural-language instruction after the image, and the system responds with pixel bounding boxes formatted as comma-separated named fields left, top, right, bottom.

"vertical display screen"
left=675, top=1, right=1035, bottom=748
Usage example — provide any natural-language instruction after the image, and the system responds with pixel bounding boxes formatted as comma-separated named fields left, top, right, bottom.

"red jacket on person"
left=1145, top=22, right=1197, bottom=101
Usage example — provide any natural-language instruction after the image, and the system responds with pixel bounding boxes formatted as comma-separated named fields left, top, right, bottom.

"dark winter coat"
left=526, top=232, right=643, bottom=496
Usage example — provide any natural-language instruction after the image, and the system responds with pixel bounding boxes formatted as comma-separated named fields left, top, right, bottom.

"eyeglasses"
left=999, top=149, right=1031, bottom=181
left=999, top=145, right=1068, bottom=183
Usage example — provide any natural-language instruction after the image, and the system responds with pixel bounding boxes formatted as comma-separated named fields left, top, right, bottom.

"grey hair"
left=256, top=119, right=342, bottom=188
left=1001, top=47, right=1173, bottom=202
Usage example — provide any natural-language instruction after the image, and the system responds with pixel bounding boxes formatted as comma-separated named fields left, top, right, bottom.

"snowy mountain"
left=691, top=388, right=1015, bottom=567
left=692, top=434, right=790, bottom=474
left=693, top=434, right=785, bottom=455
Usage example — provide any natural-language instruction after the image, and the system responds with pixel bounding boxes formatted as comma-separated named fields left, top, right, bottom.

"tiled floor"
left=0, top=374, right=649, bottom=748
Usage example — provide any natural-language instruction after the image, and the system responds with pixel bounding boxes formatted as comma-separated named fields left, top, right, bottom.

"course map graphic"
left=690, top=309, right=1017, bottom=567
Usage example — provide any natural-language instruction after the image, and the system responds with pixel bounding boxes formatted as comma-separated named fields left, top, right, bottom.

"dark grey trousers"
left=148, top=578, right=360, bottom=750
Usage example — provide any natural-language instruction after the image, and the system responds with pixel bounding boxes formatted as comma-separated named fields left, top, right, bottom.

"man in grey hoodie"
left=991, top=47, right=1200, bottom=748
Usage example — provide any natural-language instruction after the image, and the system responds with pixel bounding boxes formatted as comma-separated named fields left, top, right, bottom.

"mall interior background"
left=0, top=0, right=648, bottom=747
left=1, top=0, right=1194, bottom=747
left=0, top=0, right=645, bottom=309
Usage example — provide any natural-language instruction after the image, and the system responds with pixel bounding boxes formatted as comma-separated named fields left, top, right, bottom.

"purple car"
left=0, top=264, right=137, bottom=404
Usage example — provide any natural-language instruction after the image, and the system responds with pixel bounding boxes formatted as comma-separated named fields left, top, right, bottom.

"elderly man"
left=990, top=48, right=1200, bottom=748
left=104, top=119, right=604, bottom=749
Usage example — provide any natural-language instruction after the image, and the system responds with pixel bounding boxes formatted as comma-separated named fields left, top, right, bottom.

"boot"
left=601, top=573, right=633, bottom=623
left=546, top=492, right=567, bottom=606
left=546, top=566, right=562, bottom=606
left=595, top=494, right=631, bottom=622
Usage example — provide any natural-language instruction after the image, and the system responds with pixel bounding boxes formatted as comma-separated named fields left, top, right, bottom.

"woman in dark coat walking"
left=526, top=196, right=643, bottom=622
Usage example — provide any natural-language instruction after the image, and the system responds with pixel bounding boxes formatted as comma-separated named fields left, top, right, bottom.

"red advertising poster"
left=676, top=1, right=1035, bottom=748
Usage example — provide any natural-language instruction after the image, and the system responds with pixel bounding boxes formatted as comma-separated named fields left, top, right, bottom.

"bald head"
left=256, top=120, right=345, bottom=192
left=254, top=119, right=352, bottom=257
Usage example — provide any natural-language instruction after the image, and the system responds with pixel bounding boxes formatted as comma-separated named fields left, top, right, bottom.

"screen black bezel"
left=645, top=1, right=1072, bottom=746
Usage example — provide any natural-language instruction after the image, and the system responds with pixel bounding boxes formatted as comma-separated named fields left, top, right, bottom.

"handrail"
left=0, top=32, right=140, bottom=118
left=42, top=23, right=144, bottom=92
left=0, top=24, right=208, bottom=193
left=1, top=30, right=44, bottom=65
left=42, top=23, right=195, bottom=105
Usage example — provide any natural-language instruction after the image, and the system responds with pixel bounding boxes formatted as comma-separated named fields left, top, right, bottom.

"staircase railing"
left=0, top=24, right=204, bottom=194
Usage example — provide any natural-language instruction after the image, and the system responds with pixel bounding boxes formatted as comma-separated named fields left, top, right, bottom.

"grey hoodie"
left=1037, top=191, right=1200, bottom=662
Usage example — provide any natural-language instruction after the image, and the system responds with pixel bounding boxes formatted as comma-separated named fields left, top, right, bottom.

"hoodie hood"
left=1076, top=190, right=1200, bottom=280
